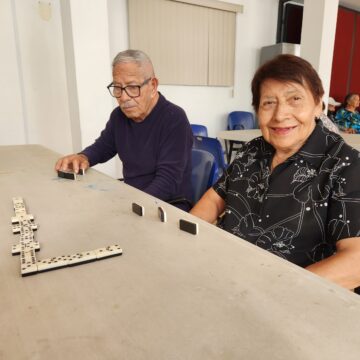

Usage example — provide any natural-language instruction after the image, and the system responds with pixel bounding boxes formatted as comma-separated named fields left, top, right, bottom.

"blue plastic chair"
left=193, top=136, right=226, bottom=180
left=168, top=148, right=219, bottom=208
left=191, top=124, right=208, bottom=137
left=226, top=111, right=256, bottom=162
left=227, top=111, right=256, bottom=130
left=191, top=148, right=218, bottom=203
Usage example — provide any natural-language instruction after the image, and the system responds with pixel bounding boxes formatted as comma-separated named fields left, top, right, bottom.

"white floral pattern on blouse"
left=214, top=121, right=360, bottom=267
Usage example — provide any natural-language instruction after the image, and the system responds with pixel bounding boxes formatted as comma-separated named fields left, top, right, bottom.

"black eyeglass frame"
left=107, top=77, right=152, bottom=98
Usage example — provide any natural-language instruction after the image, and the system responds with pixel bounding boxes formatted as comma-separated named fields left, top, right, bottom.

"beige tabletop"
left=342, top=133, right=360, bottom=149
left=218, top=129, right=262, bottom=143
left=218, top=129, right=360, bottom=151
left=1, top=144, right=360, bottom=360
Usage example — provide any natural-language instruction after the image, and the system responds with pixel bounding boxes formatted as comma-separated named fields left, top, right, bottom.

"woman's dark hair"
left=251, top=54, right=324, bottom=112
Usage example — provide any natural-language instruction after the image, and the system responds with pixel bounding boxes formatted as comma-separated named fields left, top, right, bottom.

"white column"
left=60, top=0, right=122, bottom=178
left=0, top=0, right=26, bottom=145
left=300, top=0, right=339, bottom=104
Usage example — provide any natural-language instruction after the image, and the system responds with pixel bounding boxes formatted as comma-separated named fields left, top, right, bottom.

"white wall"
left=0, top=0, right=26, bottom=145
left=63, top=0, right=122, bottom=177
left=13, top=0, right=72, bottom=154
left=2, top=0, right=278, bottom=177
left=107, top=0, right=279, bottom=138
left=160, top=0, right=279, bottom=136
left=301, top=0, right=339, bottom=106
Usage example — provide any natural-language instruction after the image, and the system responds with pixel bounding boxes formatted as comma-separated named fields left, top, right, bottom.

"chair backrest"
left=191, top=124, right=208, bottom=137
left=193, top=136, right=226, bottom=179
left=228, top=111, right=256, bottom=130
left=191, top=148, right=218, bottom=203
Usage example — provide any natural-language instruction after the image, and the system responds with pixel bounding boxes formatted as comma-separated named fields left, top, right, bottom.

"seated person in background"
left=191, top=54, right=360, bottom=290
left=327, top=96, right=340, bottom=122
left=319, top=101, right=339, bottom=134
left=335, top=93, right=360, bottom=134
left=56, top=49, right=193, bottom=210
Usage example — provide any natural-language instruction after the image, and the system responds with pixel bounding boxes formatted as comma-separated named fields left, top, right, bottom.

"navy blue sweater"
left=81, top=93, right=193, bottom=206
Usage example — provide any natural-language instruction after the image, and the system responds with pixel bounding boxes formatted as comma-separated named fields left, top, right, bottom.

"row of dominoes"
left=22, top=245, right=123, bottom=276
left=132, top=202, right=199, bottom=235
left=11, top=197, right=122, bottom=277
left=12, top=197, right=40, bottom=276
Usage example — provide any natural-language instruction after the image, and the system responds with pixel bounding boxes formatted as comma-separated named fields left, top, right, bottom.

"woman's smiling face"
left=257, top=78, right=322, bottom=157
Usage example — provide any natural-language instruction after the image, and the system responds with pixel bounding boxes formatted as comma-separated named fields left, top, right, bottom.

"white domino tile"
left=11, top=244, right=19, bottom=255
left=12, top=241, right=40, bottom=255
left=67, top=251, right=97, bottom=266
left=37, top=256, right=70, bottom=272
left=20, top=248, right=38, bottom=276
left=20, top=249, right=37, bottom=265
left=12, top=214, right=34, bottom=224
left=21, top=262, right=38, bottom=276
left=12, top=224, right=21, bottom=234
left=94, top=245, right=123, bottom=259
left=158, top=206, right=167, bottom=223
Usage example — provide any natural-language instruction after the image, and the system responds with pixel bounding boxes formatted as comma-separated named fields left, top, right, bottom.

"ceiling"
left=340, top=0, right=360, bottom=12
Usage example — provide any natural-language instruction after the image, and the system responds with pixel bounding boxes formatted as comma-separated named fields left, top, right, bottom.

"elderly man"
left=55, top=50, right=193, bottom=210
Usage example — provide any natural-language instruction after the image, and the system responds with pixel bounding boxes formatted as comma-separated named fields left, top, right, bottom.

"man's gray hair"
left=112, top=49, right=153, bottom=68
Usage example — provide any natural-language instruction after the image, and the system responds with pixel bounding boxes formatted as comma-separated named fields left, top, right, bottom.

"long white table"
left=1, top=145, right=360, bottom=359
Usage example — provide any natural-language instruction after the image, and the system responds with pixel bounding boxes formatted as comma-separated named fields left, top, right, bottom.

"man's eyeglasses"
left=107, top=78, right=152, bottom=98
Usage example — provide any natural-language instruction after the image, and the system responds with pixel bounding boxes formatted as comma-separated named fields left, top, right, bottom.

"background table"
left=1, top=145, right=360, bottom=360
left=218, top=129, right=262, bottom=144
left=219, top=129, right=360, bottom=161
left=342, top=133, right=360, bottom=149
left=218, top=129, right=262, bottom=162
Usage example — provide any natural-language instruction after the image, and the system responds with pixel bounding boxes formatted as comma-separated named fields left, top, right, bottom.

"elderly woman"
left=191, top=54, right=360, bottom=290
left=335, top=93, right=360, bottom=133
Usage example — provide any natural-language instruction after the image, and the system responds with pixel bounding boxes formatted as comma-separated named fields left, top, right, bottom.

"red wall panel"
left=329, top=8, right=356, bottom=102
left=349, top=13, right=360, bottom=96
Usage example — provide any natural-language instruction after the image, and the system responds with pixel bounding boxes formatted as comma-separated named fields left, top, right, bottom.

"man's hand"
left=55, top=154, right=90, bottom=174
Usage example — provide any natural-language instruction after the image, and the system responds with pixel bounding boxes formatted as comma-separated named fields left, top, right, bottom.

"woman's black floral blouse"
left=214, top=121, right=360, bottom=267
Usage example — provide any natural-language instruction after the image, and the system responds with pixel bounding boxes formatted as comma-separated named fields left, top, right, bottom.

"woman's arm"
left=190, top=188, right=226, bottom=224
left=306, top=237, right=360, bottom=289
